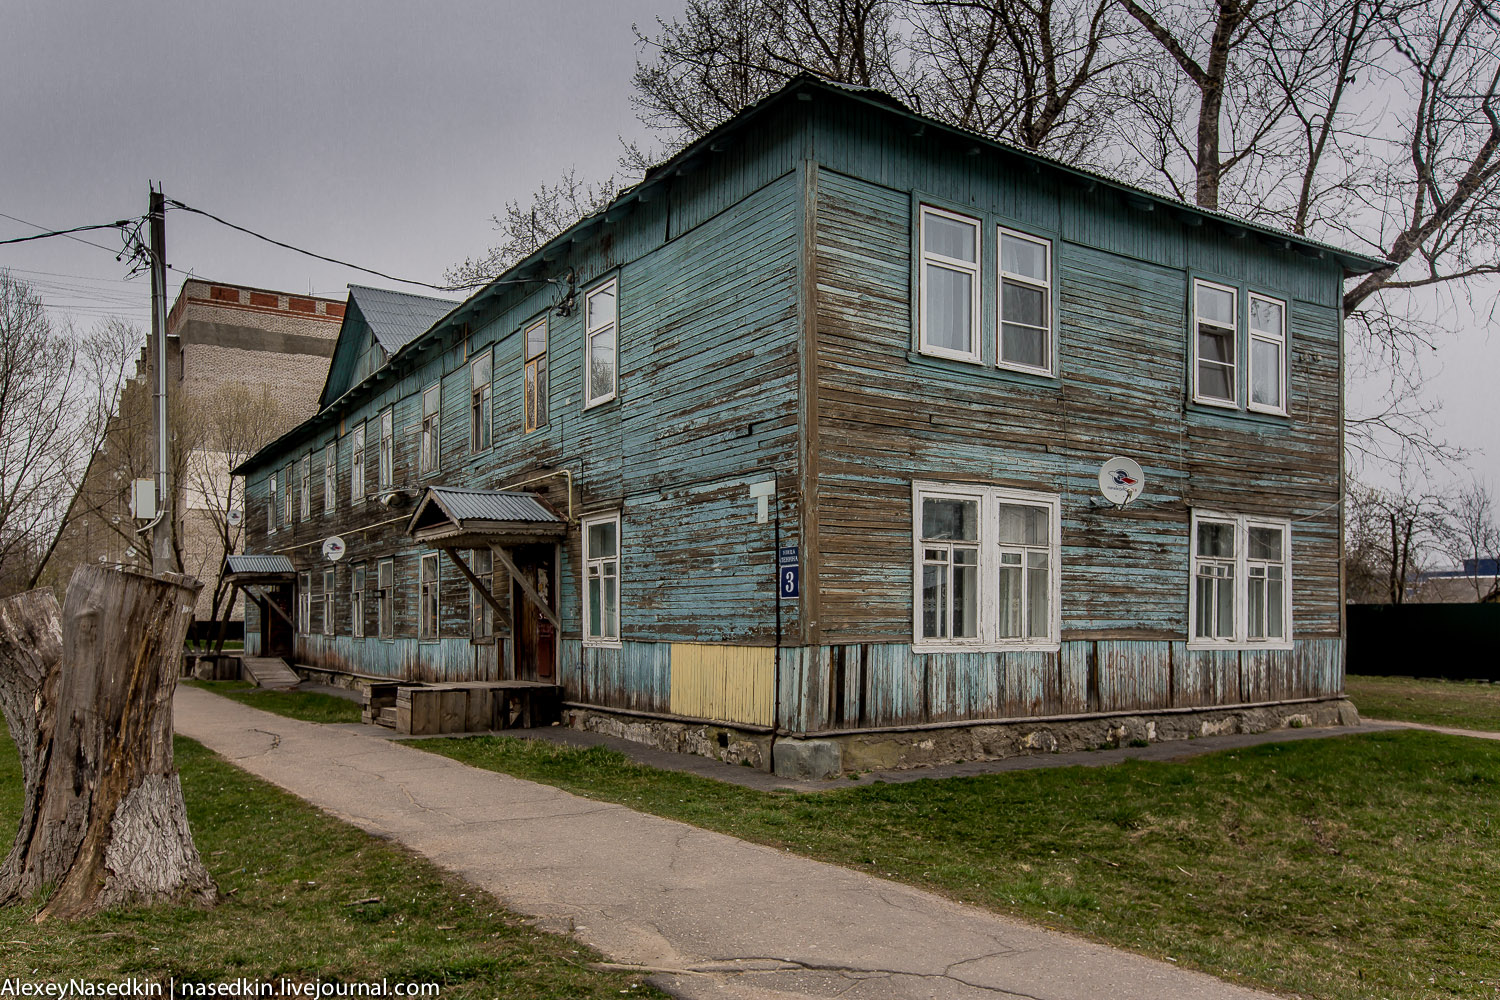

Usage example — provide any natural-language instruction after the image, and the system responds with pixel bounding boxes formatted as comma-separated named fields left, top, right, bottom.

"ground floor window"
left=297, top=571, right=311, bottom=634
left=913, top=482, right=1060, bottom=650
left=322, top=568, right=335, bottom=636
left=582, top=512, right=620, bottom=646
left=377, top=559, right=393, bottom=638
left=419, top=553, right=440, bottom=640
left=351, top=564, right=366, bottom=638
left=1190, top=511, right=1291, bottom=647
left=471, top=548, right=494, bottom=638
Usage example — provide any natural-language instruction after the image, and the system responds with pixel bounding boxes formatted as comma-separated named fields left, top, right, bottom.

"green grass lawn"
left=0, top=723, right=666, bottom=998
left=1348, top=674, right=1500, bottom=732
left=184, top=679, right=364, bottom=724
left=414, top=730, right=1500, bottom=1000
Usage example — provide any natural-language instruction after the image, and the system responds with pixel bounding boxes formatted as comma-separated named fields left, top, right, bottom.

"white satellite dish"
left=1098, top=457, right=1146, bottom=507
left=321, top=535, right=347, bottom=561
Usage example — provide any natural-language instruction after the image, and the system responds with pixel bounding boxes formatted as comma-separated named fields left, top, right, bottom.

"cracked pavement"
left=175, top=685, right=1279, bottom=1000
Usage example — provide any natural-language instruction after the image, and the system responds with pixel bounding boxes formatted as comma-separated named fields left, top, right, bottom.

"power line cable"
left=0, top=220, right=135, bottom=247
left=0, top=212, right=134, bottom=257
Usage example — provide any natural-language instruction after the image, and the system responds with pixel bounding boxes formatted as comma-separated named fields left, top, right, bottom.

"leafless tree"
left=1437, top=479, right=1500, bottom=600
left=0, top=272, right=135, bottom=598
left=1345, top=475, right=1450, bottom=604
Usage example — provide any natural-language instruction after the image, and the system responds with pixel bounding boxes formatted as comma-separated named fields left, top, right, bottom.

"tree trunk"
left=0, top=566, right=216, bottom=921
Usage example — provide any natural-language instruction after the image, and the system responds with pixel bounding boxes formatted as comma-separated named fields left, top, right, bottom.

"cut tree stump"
left=0, top=566, right=217, bottom=920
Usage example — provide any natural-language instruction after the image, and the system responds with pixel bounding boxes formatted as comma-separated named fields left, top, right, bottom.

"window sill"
left=1185, top=640, right=1294, bottom=652
left=906, top=350, right=1061, bottom=388
left=583, top=638, right=623, bottom=649
left=1184, top=404, right=1294, bottom=429
left=913, top=641, right=1061, bottom=654
left=471, top=637, right=496, bottom=646
left=584, top=395, right=618, bottom=412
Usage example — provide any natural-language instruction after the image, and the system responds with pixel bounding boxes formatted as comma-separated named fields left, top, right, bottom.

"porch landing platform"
left=240, top=656, right=300, bottom=690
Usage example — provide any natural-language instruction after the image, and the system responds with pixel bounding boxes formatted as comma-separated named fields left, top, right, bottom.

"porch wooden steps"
left=241, top=656, right=301, bottom=691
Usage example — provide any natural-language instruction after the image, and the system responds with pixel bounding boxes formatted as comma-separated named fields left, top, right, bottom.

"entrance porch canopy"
left=405, top=487, right=567, bottom=547
left=222, top=553, right=295, bottom=586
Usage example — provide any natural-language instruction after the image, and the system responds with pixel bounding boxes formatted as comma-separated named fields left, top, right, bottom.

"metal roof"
left=421, top=488, right=561, bottom=523
left=224, top=554, right=295, bottom=575
left=348, top=285, right=458, bottom=354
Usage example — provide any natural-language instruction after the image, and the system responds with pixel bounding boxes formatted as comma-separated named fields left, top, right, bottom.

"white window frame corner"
left=1191, top=278, right=1241, bottom=409
left=996, top=226, right=1055, bottom=377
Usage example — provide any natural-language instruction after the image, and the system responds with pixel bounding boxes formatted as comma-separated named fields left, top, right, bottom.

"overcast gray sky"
left=1, top=0, right=1493, bottom=499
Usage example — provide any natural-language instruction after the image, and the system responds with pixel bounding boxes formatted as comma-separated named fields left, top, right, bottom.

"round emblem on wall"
left=322, top=536, right=347, bottom=561
left=1098, top=457, right=1146, bottom=507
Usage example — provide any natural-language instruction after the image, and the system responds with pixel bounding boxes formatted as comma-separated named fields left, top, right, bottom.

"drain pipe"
left=770, top=468, right=782, bottom=772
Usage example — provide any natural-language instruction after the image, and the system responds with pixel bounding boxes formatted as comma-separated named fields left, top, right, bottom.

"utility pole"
left=148, top=184, right=177, bottom=575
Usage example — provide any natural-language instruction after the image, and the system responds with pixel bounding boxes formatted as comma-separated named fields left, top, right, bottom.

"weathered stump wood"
left=0, top=567, right=216, bottom=920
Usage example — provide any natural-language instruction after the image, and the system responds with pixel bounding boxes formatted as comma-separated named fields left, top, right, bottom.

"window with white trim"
left=1248, top=293, right=1287, bottom=414
left=298, top=571, right=311, bottom=634
left=1193, top=280, right=1237, bottom=405
left=471, top=548, right=493, bottom=638
left=323, top=442, right=336, bottom=514
left=350, top=422, right=366, bottom=505
left=523, top=317, right=548, bottom=432
left=267, top=473, right=277, bottom=534
left=283, top=463, right=294, bottom=525
left=470, top=349, right=493, bottom=452
left=585, top=279, right=617, bottom=406
left=918, top=206, right=980, bottom=362
left=1190, top=512, right=1291, bottom=647
left=378, top=408, right=394, bottom=489
left=351, top=563, right=366, bottom=638
left=998, top=228, right=1052, bottom=374
left=582, top=512, right=621, bottom=645
left=420, top=384, right=441, bottom=474
left=299, top=454, right=311, bottom=520
left=419, top=553, right=439, bottom=639
left=322, top=568, right=335, bottom=636
left=376, top=558, right=393, bottom=639
left=913, top=483, right=1060, bottom=649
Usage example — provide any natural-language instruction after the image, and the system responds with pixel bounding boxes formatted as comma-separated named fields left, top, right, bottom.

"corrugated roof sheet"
left=348, top=285, right=458, bottom=354
left=428, top=488, right=561, bottom=523
left=225, top=554, right=295, bottom=574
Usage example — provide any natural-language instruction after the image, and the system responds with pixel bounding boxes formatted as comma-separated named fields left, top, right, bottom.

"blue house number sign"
left=778, top=545, right=799, bottom=599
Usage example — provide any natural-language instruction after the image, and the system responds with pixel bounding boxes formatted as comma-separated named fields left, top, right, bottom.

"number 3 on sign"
left=780, top=565, right=800, bottom=599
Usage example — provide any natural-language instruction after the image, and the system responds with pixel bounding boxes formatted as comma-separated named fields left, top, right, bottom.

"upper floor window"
left=1193, top=280, right=1238, bottom=406
left=918, top=206, right=980, bottom=362
left=524, top=317, right=548, bottom=432
left=299, top=454, right=311, bottom=520
left=1248, top=293, right=1287, bottom=415
left=323, top=442, right=336, bottom=514
left=420, top=384, right=441, bottom=475
left=582, top=512, right=621, bottom=645
left=998, top=228, right=1052, bottom=374
left=267, top=474, right=277, bottom=534
left=585, top=279, right=618, bottom=407
left=470, top=349, right=493, bottom=452
left=419, top=553, right=440, bottom=639
left=1190, top=511, right=1291, bottom=648
left=283, top=463, right=294, bottom=525
left=378, top=408, right=394, bottom=489
left=913, top=482, right=1060, bottom=650
left=350, top=422, right=366, bottom=505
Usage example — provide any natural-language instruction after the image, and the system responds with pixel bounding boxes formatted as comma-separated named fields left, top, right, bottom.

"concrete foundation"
left=567, top=698, right=1360, bottom=779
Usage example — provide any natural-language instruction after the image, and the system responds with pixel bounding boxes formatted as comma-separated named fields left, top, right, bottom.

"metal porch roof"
left=225, top=554, right=295, bottom=575
left=406, top=488, right=567, bottom=546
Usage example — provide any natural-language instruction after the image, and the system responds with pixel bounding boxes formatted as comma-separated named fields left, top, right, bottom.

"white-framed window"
left=1189, top=511, right=1292, bottom=648
left=912, top=482, right=1060, bottom=651
left=299, top=454, right=311, bottom=520
left=471, top=548, right=493, bottom=639
left=323, top=442, right=336, bottom=514
left=350, top=422, right=366, bottom=505
left=419, top=553, right=440, bottom=640
left=1193, top=279, right=1238, bottom=406
left=470, top=348, right=493, bottom=452
left=322, top=568, right=335, bottom=636
left=1248, top=292, right=1287, bottom=414
left=351, top=563, right=366, bottom=638
left=918, top=205, right=981, bottom=362
left=267, top=473, right=277, bottom=534
left=523, top=317, right=548, bottom=432
left=582, top=512, right=621, bottom=646
left=378, top=408, right=394, bottom=489
left=420, top=384, right=441, bottom=474
left=377, top=558, right=394, bottom=639
left=585, top=278, right=617, bottom=407
left=283, top=463, right=294, bottom=525
left=298, top=571, right=311, bottom=634
left=998, top=227, right=1052, bottom=374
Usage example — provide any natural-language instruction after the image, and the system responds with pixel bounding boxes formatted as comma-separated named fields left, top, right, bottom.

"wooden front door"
left=510, top=544, right=556, bottom=681
left=262, top=583, right=294, bottom=657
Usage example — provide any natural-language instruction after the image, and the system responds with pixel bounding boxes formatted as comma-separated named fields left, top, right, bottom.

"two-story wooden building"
left=233, top=76, right=1382, bottom=776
